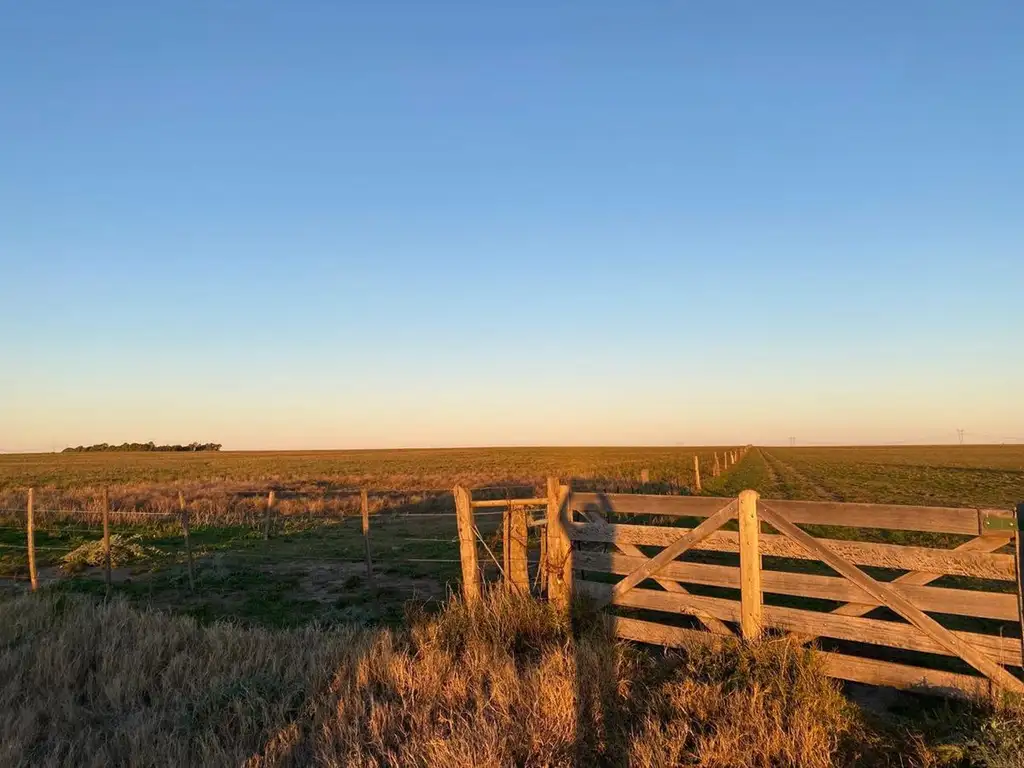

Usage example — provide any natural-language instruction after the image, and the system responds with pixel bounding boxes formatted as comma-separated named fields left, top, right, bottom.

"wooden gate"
left=563, top=490, right=1024, bottom=699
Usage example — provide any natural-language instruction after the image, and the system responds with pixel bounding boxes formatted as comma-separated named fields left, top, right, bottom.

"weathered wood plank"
left=595, top=501, right=737, bottom=609
left=571, top=493, right=734, bottom=519
left=577, top=581, right=1023, bottom=667
left=816, top=651, right=992, bottom=700
left=568, top=522, right=1015, bottom=580
left=756, top=504, right=1024, bottom=692
left=570, top=492, right=1012, bottom=536
left=572, top=551, right=1019, bottom=621
left=765, top=499, right=1012, bottom=537
left=472, top=497, right=547, bottom=508
left=609, top=615, right=991, bottom=700
left=610, top=615, right=726, bottom=650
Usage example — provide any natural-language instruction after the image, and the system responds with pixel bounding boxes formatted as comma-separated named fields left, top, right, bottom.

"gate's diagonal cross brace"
left=758, top=502, right=1024, bottom=694
left=792, top=534, right=1013, bottom=646
left=584, top=498, right=733, bottom=637
left=594, top=500, right=738, bottom=610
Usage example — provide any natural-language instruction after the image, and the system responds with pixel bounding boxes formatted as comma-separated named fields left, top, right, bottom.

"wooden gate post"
left=738, top=489, right=763, bottom=640
left=508, top=504, right=529, bottom=593
left=454, top=485, right=482, bottom=605
left=27, top=488, right=37, bottom=591
left=1016, top=502, right=1024, bottom=667
left=692, top=455, right=702, bottom=493
left=546, top=477, right=573, bottom=611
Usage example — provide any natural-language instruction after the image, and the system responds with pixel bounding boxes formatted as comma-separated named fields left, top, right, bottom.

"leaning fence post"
left=692, top=455, right=702, bottom=493
left=454, top=485, right=482, bottom=605
left=179, top=491, right=195, bottom=592
left=738, top=489, right=762, bottom=640
left=264, top=490, right=275, bottom=540
left=361, top=489, right=374, bottom=587
left=102, top=488, right=112, bottom=593
left=1015, top=502, right=1024, bottom=667
left=27, top=488, right=37, bottom=591
left=546, top=477, right=572, bottom=611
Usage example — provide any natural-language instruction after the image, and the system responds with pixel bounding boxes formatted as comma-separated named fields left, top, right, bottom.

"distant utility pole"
left=788, top=436, right=796, bottom=447
left=956, top=428, right=965, bottom=445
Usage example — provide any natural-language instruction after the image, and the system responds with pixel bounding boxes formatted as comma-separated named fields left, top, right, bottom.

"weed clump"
left=61, top=534, right=160, bottom=572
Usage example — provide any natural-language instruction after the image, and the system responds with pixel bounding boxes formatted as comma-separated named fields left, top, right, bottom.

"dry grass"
left=0, top=447, right=735, bottom=527
left=7, top=589, right=1018, bottom=767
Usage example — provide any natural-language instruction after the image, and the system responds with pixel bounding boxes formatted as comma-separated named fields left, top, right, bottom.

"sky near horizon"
left=2, top=2, right=1023, bottom=451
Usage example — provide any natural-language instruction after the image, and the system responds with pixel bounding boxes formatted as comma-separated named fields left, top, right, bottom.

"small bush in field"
left=61, top=534, right=160, bottom=572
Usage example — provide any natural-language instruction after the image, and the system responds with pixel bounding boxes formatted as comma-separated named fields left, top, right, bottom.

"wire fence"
left=0, top=455, right=742, bottom=607
left=0, top=485, right=555, bottom=606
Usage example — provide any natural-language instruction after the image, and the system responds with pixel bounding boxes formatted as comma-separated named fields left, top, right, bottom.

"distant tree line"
left=62, top=442, right=223, bottom=453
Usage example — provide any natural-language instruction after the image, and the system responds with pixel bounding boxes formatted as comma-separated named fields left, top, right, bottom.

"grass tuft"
left=60, top=534, right=161, bottom=572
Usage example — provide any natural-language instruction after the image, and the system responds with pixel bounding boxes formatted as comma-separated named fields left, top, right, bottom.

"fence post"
left=713, top=453, right=721, bottom=477
left=509, top=504, right=529, bottom=593
left=27, top=488, right=37, bottom=591
left=264, top=490, right=275, bottom=540
left=1016, top=502, right=1024, bottom=667
left=102, top=488, right=111, bottom=593
left=738, top=489, right=762, bottom=640
left=179, top=491, right=195, bottom=592
left=546, top=477, right=572, bottom=611
left=454, top=485, right=482, bottom=605
left=692, top=455, right=702, bottom=493
left=361, top=489, right=374, bottom=587
left=640, top=468, right=650, bottom=484
left=502, top=505, right=511, bottom=586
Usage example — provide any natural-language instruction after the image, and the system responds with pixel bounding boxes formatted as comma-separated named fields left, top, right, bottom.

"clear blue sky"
left=2, top=2, right=1022, bottom=451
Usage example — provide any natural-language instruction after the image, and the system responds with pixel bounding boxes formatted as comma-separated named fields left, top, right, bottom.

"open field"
left=1, top=445, right=1021, bottom=628
left=3, top=446, right=1024, bottom=766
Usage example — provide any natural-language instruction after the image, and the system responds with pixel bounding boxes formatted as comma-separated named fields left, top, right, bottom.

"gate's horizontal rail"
left=569, top=522, right=1015, bottom=580
left=609, top=616, right=993, bottom=700
left=574, top=551, right=1018, bottom=621
left=570, top=493, right=1013, bottom=536
left=578, top=581, right=1022, bottom=666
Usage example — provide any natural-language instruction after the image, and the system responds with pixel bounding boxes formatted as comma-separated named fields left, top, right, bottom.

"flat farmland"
left=753, top=446, right=1024, bottom=509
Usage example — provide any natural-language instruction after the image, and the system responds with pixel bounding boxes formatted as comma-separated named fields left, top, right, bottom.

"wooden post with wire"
left=692, top=455, right=702, bottom=493
left=738, top=489, right=762, bottom=640
left=179, top=491, right=195, bottom=592
left=264, top=490, right=275, bottom=540
left=508, top=504, right=529, bottom=593
left=454, top=485, right=482, bottom=605
left=27, top=488, right=38, bottom=591
left=546, top=477, right=572, bottom=611
left=502, top=505, right=511, bottom=586
left=102, top=488, right=112, bottom=593
left=361, top=489, right=374, bottom=587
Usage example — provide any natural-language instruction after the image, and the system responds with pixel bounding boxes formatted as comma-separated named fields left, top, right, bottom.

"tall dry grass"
left=1, top=591, right=1018, bottom=767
